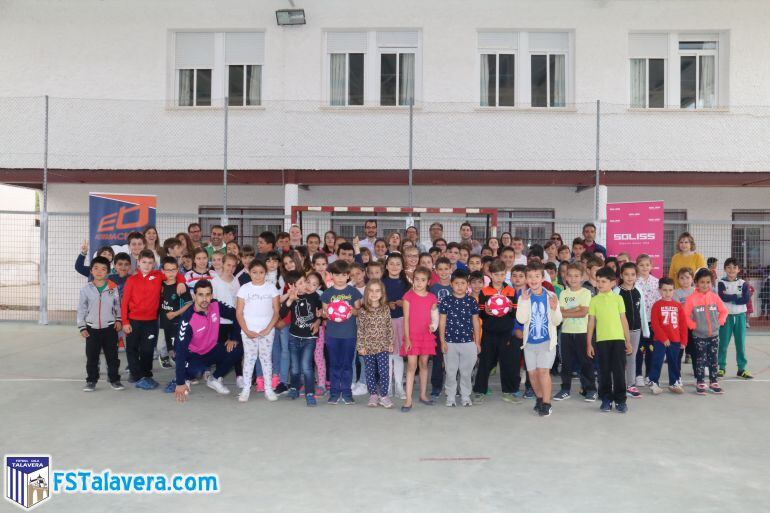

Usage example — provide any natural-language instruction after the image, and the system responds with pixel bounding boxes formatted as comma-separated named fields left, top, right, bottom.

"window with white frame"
left=378, top=31, right=418, bottom=106
left=478, top=32, right=516, bottom=107
left=174, top=31, right=265, bottom=107
left=629, top=34, right=667, bottom=108
left=529, top=33, right=568, bottom=108
left=327, top=32, right=367, bottom=106
left=679, top=40, right=717, bottom=109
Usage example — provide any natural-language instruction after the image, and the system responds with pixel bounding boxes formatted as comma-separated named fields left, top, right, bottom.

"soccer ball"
left=327, top=300, right=353, bottom=323
left=485, top=294, right=512, bottom=317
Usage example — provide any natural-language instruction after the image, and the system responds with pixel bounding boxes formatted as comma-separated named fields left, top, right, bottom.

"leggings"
left=694, top=336, right=719, bottom=385
left=315, top=325, right=327, bottom=389
left=390, top=317, right=405, bottom=395
left=363, top=352, right=390, bottom=396
left=241, top=331, right=274, bottom=392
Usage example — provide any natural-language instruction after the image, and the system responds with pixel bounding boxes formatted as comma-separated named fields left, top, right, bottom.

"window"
left=732, top=211, right=770, bottom=276
left=663, top=210, right=688, bottom=274
left=531, top=54, right=565, bottom=107
left=630, top=58, right=665, bottom=108
left=198, top=207, right=283, bottom=246
left=480, top=53, right=515, bottom=107
left=498, top=210, right=555, bottom=248
left=330, top=53, right=364, bottom=106
left=380, top=52, right=415, bottom=106
left=679, top=41, right=717, bottom=109
left=173, top=31, right=264, bottom=107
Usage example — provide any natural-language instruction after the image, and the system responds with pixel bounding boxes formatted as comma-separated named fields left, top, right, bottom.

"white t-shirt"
left=211, top=275, right=240, bottom=325
left=237, top=282, right=280, bottom=332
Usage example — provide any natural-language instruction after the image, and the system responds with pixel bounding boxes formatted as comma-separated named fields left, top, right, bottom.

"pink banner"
left=606, top=201, right=664, bottom=278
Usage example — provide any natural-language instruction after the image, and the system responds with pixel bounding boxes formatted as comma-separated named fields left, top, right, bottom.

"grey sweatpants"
left=444, top=342, right=477, bottom=403
left=625, top=329, right=641, bottom=386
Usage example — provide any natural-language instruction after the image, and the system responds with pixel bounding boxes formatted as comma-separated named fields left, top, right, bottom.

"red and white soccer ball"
left=327, top=300, right=353, bottom=323
left=485, top=294, right=511, bottom=317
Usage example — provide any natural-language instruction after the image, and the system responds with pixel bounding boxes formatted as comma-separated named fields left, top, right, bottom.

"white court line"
left=1, top=378, right=770, bottom=383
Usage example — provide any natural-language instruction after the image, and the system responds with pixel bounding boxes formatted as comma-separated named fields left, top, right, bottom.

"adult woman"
left=288, top=224, right=303, bottom=248
left=387, top=232, right=402, bottom=254
left=549, top=233, right=564, bottom=247
left=668, top=232, right=706, bottom=281
left=143, top=226, right=161, bottom=259
left=486, top=237, right=501, bottom=257
left=500, top=232, right=513, bottom=248
left=322, top=231, right=337, bottom=255
left=175, top=232, right=196, bottom=256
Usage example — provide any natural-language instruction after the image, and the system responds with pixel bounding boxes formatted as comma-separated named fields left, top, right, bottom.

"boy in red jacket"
left=649, top=277, right=689, bottom=395
left=122, top=249, right=186, bottom=389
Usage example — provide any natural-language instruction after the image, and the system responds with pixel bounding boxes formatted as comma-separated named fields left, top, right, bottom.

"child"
left=77, top=256, right=123, bottom=391
left=468, top=254, right=483, bottom=273
left=280, top=270, right=322, bottom=406
left=674, top=267, right=696, bottom=367
left=403, top=246, right=420, bottom=282
left=468, top=271, right=485, bottom=301
left=107, top=252, right=132, bottom=296
left=616, top=252, right=631, bottom=266
left=383, top=254, right=410, bottom=400
left=614, top=262, right=649, bottom=398
left=210, top=252, right=224, bottom=276
left=649, top=278, right=689, bottom=394
left=439, top=271, right=481, bottom=407
left=122, top=250, right=184, bottom=389
left=517, top=263, right=562, bottom=416
left=158, top=257, right=192, bottom=369
left=265, top=252, right=283, bottom=287
left=401, top=266, right=439, bottom=412
left=587, top=266, right=632, bottom=413
left=554, top=263, right=596, bottom=402
left=718, top=258, right=753, bottom=379
left=684, top=269, right=728, bottom=395
left=211, top=254, right=242, bottom=382
left=445, top=242, right=466, bottom=271
left=366, top=260, right=384, bottom=282
left=236, top=260, right=281, bottom=402
left=306, top=233, right=321, bottom=256
left=635, top=254, right=660, bottom=386
left=313, top=252, right=333, bottom=287
left=428, top=257, right=453, bottom=398
left=473, top=260, right=519, bottom=403
left=356, top=279, right=395, bottom=408
left=320, top=260, right=363, bottom=404
left=306, top=271, right=328, bottom=394
left=557, top=245, right=571, bottom=263
left=76, top=242, right=114, bottom=279
left=185, top=248, right=213, bottom=287
left=545, top=262, right=562, bottom=297
left=511, top=237, right=528, bottom=266
left=349, top=263, right=366, bottom=295
left=236, top=245, right=256, bottom=284
left=572, top=238, right=586, bottom=263
left=179, top=253, right=193, bottom=275
left=583, top=257, right=602, bottom=296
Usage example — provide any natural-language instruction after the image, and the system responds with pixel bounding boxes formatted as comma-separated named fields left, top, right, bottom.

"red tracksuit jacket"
left=650, top=299, right=689, bottom=347
left=121, top=271, right=184, bottom=322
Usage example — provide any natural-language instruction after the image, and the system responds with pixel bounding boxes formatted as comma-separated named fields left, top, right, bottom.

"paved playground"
left=1, top=322, right=769, bottom=513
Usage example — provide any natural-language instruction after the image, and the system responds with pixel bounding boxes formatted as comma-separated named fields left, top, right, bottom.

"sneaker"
left=600, top=399, right=612, bottom=412
left=684, top=355, right=691, bottom=364
left=271, top=375, right=280, bottom=390
left=709, top=382, right=724, bottom=394
left=634, top=376, right=645, bottom=387
left=238, top=388, right=250, bottom=402
left=626, top=386, right=642, bottom=398
left=146, top=377, right=159, bottom=390
left=538, top=403, right=552, bottom=417
left=368, top=394, right=379, bottom=407
left=716, top=369, right=726, bottom=378
left=737, top=370, right=753, bottom=380
left=485, top=389, right=493, bottom=396
left=274, top=382, right=289, bottom=395
left=352, top=382, right=369, bottom=396
left=553, top=390, right=571, bottom=401
left=127, top=374, right=140, bottom=384
left=159, top=356, right=173, bottom=369
left=501, top=392, right=521, bottom=404
left=472, top=393, right=486, bottom=403
left=164, top=380, right=177, bottom=393
left=584, top=391, right=598, bottom=402
left=379, top=396, right=394, bottom=409
left=83, top=382, right=96, bottom=392
left=256, top=377, right=265, bottom=392
left=288, top=388, right=299, bottom=400
left=236, top=376, right=245, bottom=389
left=264, top=389, right=278, bottom=402
left=306, top=394, right=317, bottom=407
left=696, top=383, right=708, bottom=395
left=512, top=390, right=523, bottom=399
left=328, top=395, right=341, bottom=404
left=533, top=398, right=542, bottom=412
left=445, top=399, right=456, bottom=407
left=462, top=400, right=472, bottom=407
left=135, top=378, right=154, bottom=390
left=341, top=394, right=355, bottom=405
left=669, top=384, right=684, bottom=394
left=650, top=383, right=663, bottom=395
left=615, top=402, right=628, bottom=414
left=396, top=389, right=407, bottom=400
left=644, top=377, right=652, bottom=387
left=315, top=386, right=327, bottom=396
left=206, top=376, right=230, bottom=395
left=523, top=388, right=535, bottom=399
left=109, top=381, right=125, bottom=391
left=431, top=392, right=441, bottom=401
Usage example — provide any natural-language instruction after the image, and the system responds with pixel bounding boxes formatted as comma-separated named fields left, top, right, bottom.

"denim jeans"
left=326, top=336, right=357, bottom=398
left=289, top=334, right=317, bottom=393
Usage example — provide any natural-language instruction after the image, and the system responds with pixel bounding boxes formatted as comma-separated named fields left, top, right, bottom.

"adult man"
left=204, top=225, right=227, bottom=259
left=223, top=226, right=238, bottom=245
left=187, top=223, right=205, bottom=249
left=357, top=219, right=378, bottom=253
left=581, top=223, right=607, bottom=259
left=169, top=280, right=242, bottom=402
left=405, top=225, right=428, bottom=252
left=429, top=222, right=444, bottom=245
left=459, top=222, right=482, bottom=255
left=336, top=242, right=356, bottom=264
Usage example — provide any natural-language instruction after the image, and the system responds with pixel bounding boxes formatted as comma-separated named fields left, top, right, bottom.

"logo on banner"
left=96, top=205, right=151, bottom=233
left=5, top=455, right=51, bottom=510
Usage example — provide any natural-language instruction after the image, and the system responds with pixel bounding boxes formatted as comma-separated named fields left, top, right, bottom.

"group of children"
left=76, top=224, right=754, bottom=416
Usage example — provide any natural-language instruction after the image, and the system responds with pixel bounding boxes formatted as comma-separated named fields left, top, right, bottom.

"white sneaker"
left=206, top=376, right=230, bottom=395
left=351, top=382, right=368, bottom=396
left=184, top=380, right=192, bottom=393
left=650, top=383, right=663, bottom=395
left=644, top=377, right=653, bottom=387
left=236, top=376, right=245, bottom=389
left=634, top=376, right=645, bottom=387
left=395, top=386, right=407, bottom=400
left=238, top=388, right=250, bottom=402
left=264, top=389, right=278, bottom=402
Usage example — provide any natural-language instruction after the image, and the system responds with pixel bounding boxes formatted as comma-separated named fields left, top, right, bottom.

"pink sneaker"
left=368, top=394, right=379, bottom=407
left=271, top=375, right=280, bottom=390
left=378, top=396, right=394, bottom=409
left=256, top=376, right=265, bottom=392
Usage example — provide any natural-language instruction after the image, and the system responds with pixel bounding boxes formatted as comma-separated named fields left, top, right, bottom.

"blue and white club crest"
left=4, top=455, right=51, bottom=510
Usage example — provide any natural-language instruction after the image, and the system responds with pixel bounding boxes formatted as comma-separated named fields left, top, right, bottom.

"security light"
left=276, top=9, right=306, bottom=26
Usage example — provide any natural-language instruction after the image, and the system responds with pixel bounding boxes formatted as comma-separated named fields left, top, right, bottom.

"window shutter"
left=326, top=32, right=368, bottom=53
left=225, top=32, right=265, bottom=65
left=629, top=33, right=669, bottom=58
left=478, top=32, right=517, bottom=50
left=377, top=31, right=419, bottom=48
left=529, top=32, right=569, bottom=52
left=175, top=32, right=215, bottom=68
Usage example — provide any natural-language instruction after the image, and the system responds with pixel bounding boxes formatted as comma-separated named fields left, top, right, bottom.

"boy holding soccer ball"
left=472, top=260, right=520, bottom=403
left=321, top=260, right=363, bottom=404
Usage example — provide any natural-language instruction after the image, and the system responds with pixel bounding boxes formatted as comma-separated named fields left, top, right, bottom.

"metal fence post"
left=593, top=99, right=601, bottom=224
left=408, top=98, right=414, bottom=210
left=39, top=95, right=49, bottom=325
left=222, top=96, right=229, bottom=226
